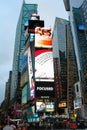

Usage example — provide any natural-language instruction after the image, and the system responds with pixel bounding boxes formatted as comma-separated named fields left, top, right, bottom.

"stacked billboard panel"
left=35, top=27, right=55, bottom=112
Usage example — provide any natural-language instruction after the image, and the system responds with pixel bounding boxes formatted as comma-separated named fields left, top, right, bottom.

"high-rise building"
left=64, top=0, right=87, bottom=118
left=52, top=17, right=69, bottom=115
left=66, top=23, right=79, bottom=118
left=52, top=17, right=79, bottom=117
left=10, top=1, right=37, bottom=104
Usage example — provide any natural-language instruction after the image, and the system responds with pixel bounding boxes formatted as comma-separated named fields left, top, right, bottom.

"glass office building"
left=10, top=1, right=37, bottom=104
left=52, top=17, right=79, bottom=116
left=64, top=0, right=87, bottom=118
left=66, top=23, right=79, bottom=117
left=52, top=17, right=68, bottom=114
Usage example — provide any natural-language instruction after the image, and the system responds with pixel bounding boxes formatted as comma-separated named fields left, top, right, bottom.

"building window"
left=76, top=84, right=79, bottom=92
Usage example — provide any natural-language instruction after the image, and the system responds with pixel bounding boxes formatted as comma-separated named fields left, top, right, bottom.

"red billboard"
left=35, top=48, right=54, bottom=81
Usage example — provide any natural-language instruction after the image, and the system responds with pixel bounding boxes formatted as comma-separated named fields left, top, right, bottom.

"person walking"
left=3, top=122, right=14, bottom=130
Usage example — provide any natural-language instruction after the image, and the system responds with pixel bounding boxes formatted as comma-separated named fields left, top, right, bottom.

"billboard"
left=77, top=24, right=85, bottom=30
left=74, top=98, right=82, bottom=109
left=35, top=81, right=55, bottom=98
left=36, top=101, right=55, bottom=112
left=35, top=27, right=52, bottom=48
left=28, top=47, right=35, bottom=100
left=34, top=27, right=54, bottom=99
left=28, top=20, right=44, bottom=33
left=35, top=48, right=54, bottom=81
left=45, top=102, right=54, bottom=112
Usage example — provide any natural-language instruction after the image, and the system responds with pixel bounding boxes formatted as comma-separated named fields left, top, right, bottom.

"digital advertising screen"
left=77, top=24, right=85, bottom=30
left=36, top=101, right=55, bottom=112
left=45, top=102, right=55, bottom=112
left=35, top=27, right=52, bottom=48
left=35, top=48, right=54, bottom=82
left=36, top=102, right=46, bottom=112
left=35, top=81, right=55, bottom=98
left=28, top=47, right=35, bottom=100
left=28, top=20, right=44, bottom=33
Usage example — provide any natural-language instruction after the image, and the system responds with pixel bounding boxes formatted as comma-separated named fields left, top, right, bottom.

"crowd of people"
left=1, top=121, right=21, bottom=130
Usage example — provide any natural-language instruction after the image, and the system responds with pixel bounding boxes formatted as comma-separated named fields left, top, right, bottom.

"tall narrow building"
left=10, top=1, right=37, bottom=104
left=52, top=17, right=69, bottom=115
left=64, top=0, right=87, bottom=118
left=66, top=23, right=79, bottom=118
left=52, top=17, right=79, bottom=118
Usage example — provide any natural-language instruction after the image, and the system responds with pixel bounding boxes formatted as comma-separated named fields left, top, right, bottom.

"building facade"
left=10, top=1, right=37, bottom=105
left=52, top=17, right=68, bottom=115
left=64, top=0, right=87, bottom=118
left=52, top=17, right=79, bottom=118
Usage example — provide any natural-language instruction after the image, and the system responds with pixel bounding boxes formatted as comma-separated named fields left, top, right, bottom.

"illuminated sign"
left=35, top=49, right=54, bottom=81
left=78, top=24, right=85, bottom=30
left=34, top=27, right=54, bottom=99
left=45, top=102, right=54, bottom=112
left=31, top=14, right=40, bottom=20
left=35, top=27, right=52, bottom=48
left=28, top=20, right=44, bottom=33
left=74, top=98, right=82, bottom=109
left=35, top=81, right=55, bottom=98
left=36, top=101, right=55, bottom=112
left=37, top=87, right=53, bottom=91
left=28, top=47, right=35, bottom=100
left=58, top=102, right=66, bottom=108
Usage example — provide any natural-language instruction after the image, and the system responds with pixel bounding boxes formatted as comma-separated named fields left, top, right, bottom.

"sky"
left=0, top=0, right=68, bottom=104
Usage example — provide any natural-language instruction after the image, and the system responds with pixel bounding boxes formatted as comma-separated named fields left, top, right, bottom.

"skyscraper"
left=64, top=0, right=87, bottom=118
left=52, top=17, right=68, bottom=114
left=10, top=1, right=37, bottom=104
left=52, top=17, right=79, bottom=117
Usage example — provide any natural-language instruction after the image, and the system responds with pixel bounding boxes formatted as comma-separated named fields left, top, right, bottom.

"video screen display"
left=28, top=20, right=44, bottom=33
left=35, top=81, right=55, bottom=98
left=36, top=101, right=55, bottom=112
left=35, top=48, right=54, bottom=82
left=28, top=47, right=35, bottom=100
left=35, top=27, right=52, bottom=48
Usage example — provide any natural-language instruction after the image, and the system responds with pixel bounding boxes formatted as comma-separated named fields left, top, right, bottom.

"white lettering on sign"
left=37, top=87, right=53, bottom=91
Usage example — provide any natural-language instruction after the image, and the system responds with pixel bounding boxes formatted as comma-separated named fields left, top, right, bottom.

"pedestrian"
left=3, top=121, right=14, bottom=130
left=70, top=120, right=77, bottom=130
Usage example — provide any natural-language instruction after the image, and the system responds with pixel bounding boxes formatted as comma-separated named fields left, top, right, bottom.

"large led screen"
left=35, top=48, right=54, bottom=81
left=36, top=102, right=46, bottom=112
left=35, top=27, right=52, bottom=48
left=35, top=81, right=55, bottom=98
left=36, top=101, right=55, bottom=112
left=45, top=102, right=54, bottom=112
left=28, top=47, right=35, bottom=100
left=28, top=20, right=44, bottom=33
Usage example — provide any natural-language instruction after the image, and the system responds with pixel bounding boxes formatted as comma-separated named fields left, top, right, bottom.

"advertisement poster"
left=35, top=49, right=54, bottom=81
left=28, top=47, right=35, bottom=100
left=35, top=27, right=52, bottom=48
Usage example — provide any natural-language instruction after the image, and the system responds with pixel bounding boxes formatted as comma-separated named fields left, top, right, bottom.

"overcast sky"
left=0, top=0, right=68, bottom=104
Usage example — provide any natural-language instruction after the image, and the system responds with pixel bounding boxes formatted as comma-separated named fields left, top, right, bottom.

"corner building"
left=10, top=0, right=37, bottom=116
